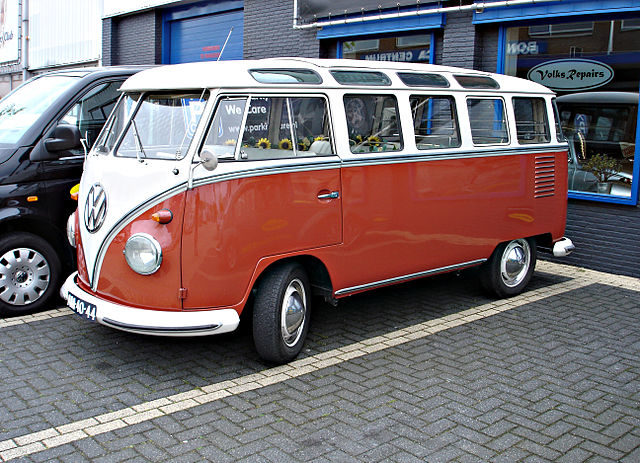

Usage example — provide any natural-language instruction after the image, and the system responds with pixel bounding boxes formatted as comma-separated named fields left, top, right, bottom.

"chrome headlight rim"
left=124, top=233, right=162, bottom=275
left=66, top=213, right=76, bottom=248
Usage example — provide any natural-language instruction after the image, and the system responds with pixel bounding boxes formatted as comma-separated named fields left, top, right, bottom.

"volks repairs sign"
left=527, top=59, right=614, bottom=91
left=0, top=0, right=18, bottom=64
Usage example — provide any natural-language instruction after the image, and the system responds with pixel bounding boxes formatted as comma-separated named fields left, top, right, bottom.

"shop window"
left=344, top=95, right=403, bottom=153
left=410, top=95, right=460, bottom=150
left=512, top=97, right=550, bottom=144
left=467, top=98, right=509, bottom=145
left=236, top=96, right=333, bottom=160
left=342, top=32, right=432, bottom=63
left=503, top=18, right=640, bottom=202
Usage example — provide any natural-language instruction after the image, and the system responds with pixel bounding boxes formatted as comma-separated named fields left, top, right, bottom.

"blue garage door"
left=163, top=2, right=243, bottom=64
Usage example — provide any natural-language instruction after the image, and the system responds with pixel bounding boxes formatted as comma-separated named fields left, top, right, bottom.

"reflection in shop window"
left=503, top=18, right=640, bottom=200
left=342, top=32, right=432, bottom=63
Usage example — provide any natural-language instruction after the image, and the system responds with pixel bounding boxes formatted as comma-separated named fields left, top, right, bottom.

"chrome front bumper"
left=60, top=272, right=240, bottom=337
left=552, top=237, right=575, bottom=257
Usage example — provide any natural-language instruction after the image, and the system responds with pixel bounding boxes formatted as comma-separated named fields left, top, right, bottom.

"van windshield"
left=114, top=92, right=207, bottom=160
left=0, top=75, right=79, bottom=144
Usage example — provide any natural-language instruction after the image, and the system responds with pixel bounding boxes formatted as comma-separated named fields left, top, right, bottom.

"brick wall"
left=244, top=0, right=319, bottom=59
left=102, top=11, right=162, bottom=66
left=441, top=11, right=477, bottom=69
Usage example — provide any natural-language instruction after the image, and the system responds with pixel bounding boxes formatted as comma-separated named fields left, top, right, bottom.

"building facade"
left=0, top=0, right=104, bottom=96
left=100, top=0, right=640, bottom=278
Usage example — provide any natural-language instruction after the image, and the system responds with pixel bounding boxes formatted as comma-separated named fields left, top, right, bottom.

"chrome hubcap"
left=281, top=278, right=306, bottom=347
left=500, top=239, right=530, bottom=288
left=0, top=248, right=50, bottom=306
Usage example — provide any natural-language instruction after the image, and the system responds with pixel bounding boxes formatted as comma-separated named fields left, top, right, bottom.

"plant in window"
left=582, top=153, right=623, bottom=194
left=279, top=138, right=293, bottom=150
left=256, top=138, right=271, bottom=149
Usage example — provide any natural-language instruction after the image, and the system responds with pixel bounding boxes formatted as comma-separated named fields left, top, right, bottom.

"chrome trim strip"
left=102, top=318, right=222, bottom=334
left=191, top=159, right=342, bottom=189
left=335, top=259, right=487, bottom=296
left=91, top=182, right=188, bottom=290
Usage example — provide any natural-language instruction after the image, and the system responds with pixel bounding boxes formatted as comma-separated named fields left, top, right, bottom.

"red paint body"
left=86, top=149, right=567, bottom=313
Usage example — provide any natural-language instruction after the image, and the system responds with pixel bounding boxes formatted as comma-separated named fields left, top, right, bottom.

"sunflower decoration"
left=278, top=138, right=293, bottom=150
left=367, top=135, right=381, bottom=148
left=314, top=135, right=326, bottom=142
left=256, top=138, right=271, bottom=149
left=298, top=137, right=311, bottom=151
left=224, top=139, right=236, bottom=146
left=355, top=134, right=363, bottom=144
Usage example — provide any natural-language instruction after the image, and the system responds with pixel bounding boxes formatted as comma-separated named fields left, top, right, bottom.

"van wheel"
left=253, top=263, right=311, bottom=364
left=0, top=233, right=61, bottom=316
left=480, top=238, right=536, bottom=298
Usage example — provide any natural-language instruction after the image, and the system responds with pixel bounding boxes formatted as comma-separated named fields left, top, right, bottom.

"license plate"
left=67, top=292, right=97, bottom=321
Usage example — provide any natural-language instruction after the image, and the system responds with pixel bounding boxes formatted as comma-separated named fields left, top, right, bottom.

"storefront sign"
left=361, top=48, right=430, bottom=62
left=0, top=0, right=19, bottom=64
left=527, top=59, right=614, bottom=91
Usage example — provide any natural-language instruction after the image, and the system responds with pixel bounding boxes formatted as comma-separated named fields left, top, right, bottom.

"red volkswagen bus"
left=62, top=58, right=574, bottom=363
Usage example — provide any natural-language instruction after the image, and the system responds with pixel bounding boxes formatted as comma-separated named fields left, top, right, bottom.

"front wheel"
left=0, top=233, right=62, bottom=316
left=480, top=238, right=536, bottom=298
left=253, top=263, right=311, bottom=364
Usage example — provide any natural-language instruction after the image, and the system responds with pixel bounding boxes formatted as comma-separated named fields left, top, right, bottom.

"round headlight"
left=66, top=213, right=76, bottom=248
left=124, top=233, right=162, bottom=275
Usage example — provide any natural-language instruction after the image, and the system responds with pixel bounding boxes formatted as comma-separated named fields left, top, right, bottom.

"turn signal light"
left=151, top=209, right=173, bottom=224
left=70, top=184, right=80, bottom=201
left=27, top=196, right=38, bottom=202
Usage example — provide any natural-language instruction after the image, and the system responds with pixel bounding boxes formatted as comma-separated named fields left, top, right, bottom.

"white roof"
left=121, top=57, right=554, bottom=95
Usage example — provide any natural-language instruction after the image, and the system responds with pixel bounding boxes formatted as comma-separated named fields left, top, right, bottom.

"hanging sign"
left=527, top=59, right=614, bottom=91
left=0, top=0, right=19, bottom=64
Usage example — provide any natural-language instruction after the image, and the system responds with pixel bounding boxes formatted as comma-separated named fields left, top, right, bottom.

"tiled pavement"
left=0, top=261, right=638, bottom=462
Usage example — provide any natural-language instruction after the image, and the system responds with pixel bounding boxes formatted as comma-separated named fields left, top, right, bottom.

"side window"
left=238, top=96, right=333, bottom=160
left=345, top=94, right=403, bottom=154
left=467, top=98, right=509, bottom=145
left=202, top=98, right=247, bottom=159
left=60, top=81, right=124, bottom=156
left=410, top=95, right=460, bottom=149
left=513, top=97, right=550, bottom=144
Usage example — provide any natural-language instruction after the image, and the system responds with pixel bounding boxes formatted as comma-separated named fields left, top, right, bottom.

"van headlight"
left=67, top=213, right=76, bottom=248
left=124, top=233, right=162, bottom=275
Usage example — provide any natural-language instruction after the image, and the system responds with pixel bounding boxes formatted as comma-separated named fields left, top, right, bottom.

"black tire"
left=0, top=233, right=62, bottom=317
left=252, top=262, right=311, bottom=364
left=480, top=238, right=536, bottom=298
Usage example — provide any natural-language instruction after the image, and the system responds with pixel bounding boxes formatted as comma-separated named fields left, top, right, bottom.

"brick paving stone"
left=0, top=268, right=639, bottom=462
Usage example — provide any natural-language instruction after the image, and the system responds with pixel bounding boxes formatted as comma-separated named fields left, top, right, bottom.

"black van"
left=0, top=66, right=147, bottom=316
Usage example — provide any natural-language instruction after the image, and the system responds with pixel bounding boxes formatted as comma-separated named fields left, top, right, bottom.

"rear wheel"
left=480, top=238, right=536, bottom=298
left=253, top=263, right=311, bottom=364
left=0, top=233, right=61, bottom=316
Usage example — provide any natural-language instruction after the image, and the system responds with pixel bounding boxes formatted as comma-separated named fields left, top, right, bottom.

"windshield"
left=0, top=75, right=79, bottom=144
left=115, top=92, right=207, bottom=160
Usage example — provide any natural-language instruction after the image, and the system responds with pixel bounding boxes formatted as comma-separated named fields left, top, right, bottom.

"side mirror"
left=199, top=149, right=218, bottom=171
left=44, top=124, right=81, bottom=152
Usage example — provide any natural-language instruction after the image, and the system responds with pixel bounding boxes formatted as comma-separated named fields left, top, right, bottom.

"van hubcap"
left=0, top=248, right=50, bottom=306
left=500, top=239, right=530, bottom=288
left=281, top=278, right=306, bottom=347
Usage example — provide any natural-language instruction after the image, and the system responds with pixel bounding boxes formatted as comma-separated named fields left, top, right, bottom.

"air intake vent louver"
left=534, top=155, right=555, bottom=198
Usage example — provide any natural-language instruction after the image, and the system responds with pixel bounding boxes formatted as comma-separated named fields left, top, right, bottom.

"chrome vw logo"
left=84, top=183, right=107, bottom=233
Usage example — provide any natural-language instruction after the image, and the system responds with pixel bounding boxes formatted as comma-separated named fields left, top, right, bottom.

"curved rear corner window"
left=454, top=75, right=500, bottom=89
left=397, top=72, right=449, bottom=88
left=249, top=69, right=322, bottom=84
left=330, top=70, right=391, bottom=86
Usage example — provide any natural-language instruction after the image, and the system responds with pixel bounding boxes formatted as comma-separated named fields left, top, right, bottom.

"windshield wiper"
left=131, top=119, right=146, bottom=162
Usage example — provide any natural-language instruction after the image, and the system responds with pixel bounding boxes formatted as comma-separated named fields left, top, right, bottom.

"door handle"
left=317, top=191, right=340, bottom=200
